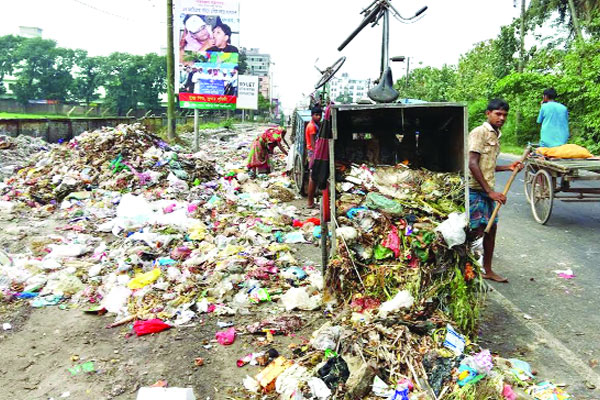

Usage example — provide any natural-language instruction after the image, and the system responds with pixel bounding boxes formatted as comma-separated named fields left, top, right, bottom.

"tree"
left=450, top=41, right=498, bottom=102
left=527, top=0, right=600, bottom=40
left=238, top=49, right=248, bottom=75
left=0, top=35, right=25, bottom=95
left=398, top=65, right=457, bottom=102
left=72, top=50, right=106, bottom=105
left=138, top=53, right=167, bottom=113
left=102, top=52, right=140, bottom=115
left=12, top=37, right=75, bottom=103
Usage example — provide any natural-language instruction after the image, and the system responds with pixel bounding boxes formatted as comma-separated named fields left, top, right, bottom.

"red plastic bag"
left=305, top=217, right=321, bottom=226
left=382, top=226, right=400, bottom=258
left=133, top=319, right=172, bottom=336
left=215, top=327, right=236, bottom=345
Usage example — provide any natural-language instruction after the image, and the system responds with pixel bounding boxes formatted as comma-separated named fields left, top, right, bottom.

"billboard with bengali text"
left=175, top=0, right=240, bottom=110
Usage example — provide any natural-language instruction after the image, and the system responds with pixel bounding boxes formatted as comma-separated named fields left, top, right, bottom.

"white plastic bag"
left=377, top=290, right=414, bottom=318
left=307, top=377, right=331, bottom=400
left=435, top=212, right=466, bottom=248
left=281, top=287, right=321, bottom=311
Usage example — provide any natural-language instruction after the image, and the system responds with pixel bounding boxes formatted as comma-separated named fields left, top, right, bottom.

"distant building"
left=329, top=73, right=370, bottom=104
left=243, top=48, right=271, bottom=77
left=19, top=26, right=42, bottom=39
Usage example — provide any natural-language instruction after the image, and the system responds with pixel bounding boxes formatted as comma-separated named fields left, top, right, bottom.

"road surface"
left=480, top=154, right=600, bottom=398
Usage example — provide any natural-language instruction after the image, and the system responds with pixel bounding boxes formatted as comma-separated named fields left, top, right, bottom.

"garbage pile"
left=1, top=124, right=217, bottom=205
left=329, top=163, right=480, bottom=333
left=0, top=134, right=50, bottom=180
left=0, top=123, right=573, bottom=400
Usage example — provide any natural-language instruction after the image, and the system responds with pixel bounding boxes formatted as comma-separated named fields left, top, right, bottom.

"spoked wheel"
left=531, top=169, right=554, bottom=224
left=314, top=56, right=346, bottom=89
left=293, top=154, right=307, bottom=196
left=523, top=162, right=537, bottom=203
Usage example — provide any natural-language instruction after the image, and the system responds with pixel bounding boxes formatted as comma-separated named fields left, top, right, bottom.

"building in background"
left=242, top=47, right=272, bottom=101
left=18, top=26, right=42, bottom=39
left=244, top=48, right=270, bottom=76
left=329, top=73, right=370, bottom=104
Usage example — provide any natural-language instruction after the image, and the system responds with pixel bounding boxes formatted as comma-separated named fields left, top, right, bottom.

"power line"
left=68, top=0, right=166, bottom=24
left=69, top=0, right=133, bottom=21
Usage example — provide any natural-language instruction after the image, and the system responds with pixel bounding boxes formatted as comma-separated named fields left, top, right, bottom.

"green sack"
left=364, top=192, right=404, bottom=215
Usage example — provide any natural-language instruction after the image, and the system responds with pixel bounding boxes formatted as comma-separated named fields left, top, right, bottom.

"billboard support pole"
left=166, top=0, right=177, bottom=141
left=242, top=109, right=245, bottom=122
left=194, top=109, right=199, bottom=152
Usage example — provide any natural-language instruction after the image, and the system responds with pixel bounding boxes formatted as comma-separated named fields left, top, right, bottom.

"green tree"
left=137, top=53, right=167, bottom=113
left=450, top=41, right=498, bottom=102
left=238, top=49, right=248, bottom=75
left=0, top=35, right=25, bottom=95
left=258, top=93, right=270, bottom=111
left=399, top=65, right=457, bottom=102
left=527, top=0, right=600, bottom=39
left=12, top=37, right=75, bottom=103
left=102, top=52, right=139, bottom=115
left=72, top=50, right=106, bottom=105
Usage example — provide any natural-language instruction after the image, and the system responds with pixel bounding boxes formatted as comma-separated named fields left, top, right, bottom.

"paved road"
left=480, top=155, right=600, bottom=398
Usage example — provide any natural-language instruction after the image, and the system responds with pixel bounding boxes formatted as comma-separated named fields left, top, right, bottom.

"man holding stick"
left=468, top=99, right=523, bottom=283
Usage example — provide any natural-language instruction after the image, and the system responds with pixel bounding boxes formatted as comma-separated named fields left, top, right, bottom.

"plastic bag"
left=310, top=324, right=341, bottom=351
left=307, top=377, right=332, bottom=400
left=364, top=192, right=403, bottom=215
left=128, top=268, right=161, bottom=289
left=101, top=286, right=132, bottom=313
left=215, top=327, right=236, bottom=345
left=318, top=356, right=350, bottom=389
left=435, top=212, right=466, bottom=248
left=281, top=287, right=321, bottom=311
left=133, top=319, right=171, bottom=336
left=377, top=290, right=414, bottom=317
left=136, top=387, right=196, bottom=400
left=381, top=226, right=400, bottom=258
left=336, top=227, right=358, bottom=243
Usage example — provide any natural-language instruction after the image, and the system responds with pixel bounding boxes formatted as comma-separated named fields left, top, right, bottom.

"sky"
left=1, top=0, right=524, bottom=113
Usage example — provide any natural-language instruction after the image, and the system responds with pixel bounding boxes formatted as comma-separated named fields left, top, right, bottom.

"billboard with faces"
left=175, top=0, right=240, bottom=109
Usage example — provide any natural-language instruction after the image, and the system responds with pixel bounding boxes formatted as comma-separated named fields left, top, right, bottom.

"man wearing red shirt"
left=305, top=106, right=322, bottom=208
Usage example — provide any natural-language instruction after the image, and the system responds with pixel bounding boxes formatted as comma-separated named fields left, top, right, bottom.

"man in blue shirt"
left=537, top=88, right=569, bottom=147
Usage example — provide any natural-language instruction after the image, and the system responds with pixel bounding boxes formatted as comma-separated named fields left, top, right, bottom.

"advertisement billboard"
left=175, top=0, right=240, bottom=110
left=236, top=75, right=259, bottom=110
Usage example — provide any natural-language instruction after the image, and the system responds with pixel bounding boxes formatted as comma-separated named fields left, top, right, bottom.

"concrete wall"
left=0, top=118, right=135, bottom=143
left=0, top=99, right=102, bottom=116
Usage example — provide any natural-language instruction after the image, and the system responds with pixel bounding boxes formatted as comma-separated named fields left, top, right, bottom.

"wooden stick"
left=484, top=146, right=531, bottom=233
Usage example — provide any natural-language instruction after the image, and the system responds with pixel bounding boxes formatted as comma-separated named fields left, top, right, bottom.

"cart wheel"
left=320, top=198, right=329, bottom=274
left=523, top=163, right=537, bottom=203
left=531, top=169, right=554, bottom=224
left=293, top=154, right=307, bottom=196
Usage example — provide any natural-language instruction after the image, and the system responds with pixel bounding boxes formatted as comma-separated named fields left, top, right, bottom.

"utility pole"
left=166, top=0, right=177, bottom=141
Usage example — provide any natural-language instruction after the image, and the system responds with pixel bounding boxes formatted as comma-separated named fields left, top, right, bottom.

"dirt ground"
left=0, top=197, right=325, bottom=400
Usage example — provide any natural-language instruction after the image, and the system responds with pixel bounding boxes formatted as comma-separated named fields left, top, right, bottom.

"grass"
left=501, top=142, right=526, bottom=155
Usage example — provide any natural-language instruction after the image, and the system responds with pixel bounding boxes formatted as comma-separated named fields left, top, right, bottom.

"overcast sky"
left=2, top=0, right=524, bottom=113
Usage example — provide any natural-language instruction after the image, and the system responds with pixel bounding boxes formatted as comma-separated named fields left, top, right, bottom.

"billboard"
left=175, top=0, right=240, bottom=110
left=236, top=75, right=259, bottom=110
